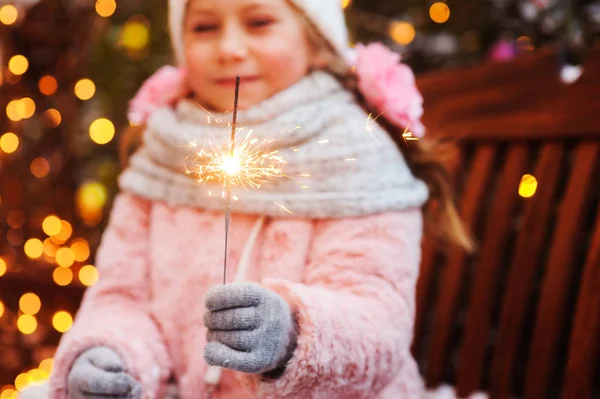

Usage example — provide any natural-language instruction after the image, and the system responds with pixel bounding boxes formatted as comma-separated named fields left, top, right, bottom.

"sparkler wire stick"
left=223, top=76, right=241, bottom=285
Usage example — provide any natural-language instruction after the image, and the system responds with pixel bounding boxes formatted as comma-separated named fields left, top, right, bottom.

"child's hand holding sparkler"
left=203, top=283, right=298, bottom=375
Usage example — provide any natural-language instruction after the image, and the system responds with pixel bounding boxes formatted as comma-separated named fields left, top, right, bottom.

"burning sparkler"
left=186, top=76, right=286, bottom=284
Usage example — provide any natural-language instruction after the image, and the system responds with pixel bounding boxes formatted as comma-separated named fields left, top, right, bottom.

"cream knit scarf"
left=119, top=71, right=429, bottom=218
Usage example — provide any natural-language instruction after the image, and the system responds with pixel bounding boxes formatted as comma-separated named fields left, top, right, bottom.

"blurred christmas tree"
left=0, top=0, right=598, bottom=394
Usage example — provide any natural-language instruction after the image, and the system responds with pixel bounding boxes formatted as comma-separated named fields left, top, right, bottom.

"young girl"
left=45, top=0, right=470, bottom=398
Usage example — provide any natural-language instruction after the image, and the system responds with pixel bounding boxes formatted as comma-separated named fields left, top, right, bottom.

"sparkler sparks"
left=187, top=131, right=285, bottom=191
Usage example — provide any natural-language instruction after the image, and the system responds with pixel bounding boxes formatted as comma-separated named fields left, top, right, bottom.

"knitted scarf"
left=119, top=71, right=429, bottom=218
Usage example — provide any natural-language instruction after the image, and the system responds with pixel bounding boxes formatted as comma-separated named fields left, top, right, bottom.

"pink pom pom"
left=128, top=66, right=189, bottom=125
left=353, top=43, right=425, bottom=138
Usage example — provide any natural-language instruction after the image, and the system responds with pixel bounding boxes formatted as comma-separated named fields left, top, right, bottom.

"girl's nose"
left=217, top=24, right=248, bottom=63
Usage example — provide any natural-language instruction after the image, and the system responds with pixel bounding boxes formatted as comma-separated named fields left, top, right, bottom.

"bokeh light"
left=39, top=75, right=58, bottom=96
left=96, top=0, right=117, bottom=17
left=43, top=238, right=58, bottom=257
left=20, top=97, right=35, bottom=119
left=74, top=79, right=96, bottom=100
left=52, top=311, right=73, bottom=333
left=8, top=55, right=28, bottom=76
left=0, top=5, right=18, bottom=25
left=71, top=239, right=90, bottom=262
left=0, top=258, right=6, bottom=277
left=89, top=118, right=115, bottom=145
left=0, top=389, right=17, bottom=399
left=39, top=358, right=54, bottom=375
left=17, top=314, right=37, bottom=335
left=27, top=368, right=49, bottom=384
left=121, top=18, right=150, bottom=51
left=53, top=267, right=73, bottom=286
left=19, top=293, right=41, bottom=315
left=0, top=301, right=4, bottom=319
left=517, top=35, right=534, bottom=52
left=14, top=373, right=31, bottom=392
left=55, top=248, right=75, bottom=268
left=342, top=0, right=352, bottom=8
left=76, top=181, right=107, bottom=225
left=389, top=21, right=416, bottom=45
left=52, top=221, right=73, bottom=244
left=79, top=265, right=99, bottom=286
left=519, top=174, right=538, bottom=198
left=42, top=215, right=62, bottom=236
left=6, top=100, right=24, bottom=122
left=0, top=133, right=20, bottom=154
left=45, top=108, right=62, bottom=128
left=430, top=2, right=450, bottom=24
left=24, top=239, right=44, bottom=259
left=30, top=158, right=50, bottom=178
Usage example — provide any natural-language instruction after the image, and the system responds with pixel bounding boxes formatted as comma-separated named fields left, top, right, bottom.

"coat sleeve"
left=241, top=210, right=425, bottom=398
left=49, top=193, right=172, bottom=399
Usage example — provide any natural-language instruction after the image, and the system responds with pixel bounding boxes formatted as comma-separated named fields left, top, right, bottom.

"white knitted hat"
left=168, top=0, right=350, bottom=66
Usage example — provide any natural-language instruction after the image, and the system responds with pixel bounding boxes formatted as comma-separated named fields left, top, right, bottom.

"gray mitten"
left=68, top=346, right=142, bottom=399
left=203, top=283, right=298, bottom=374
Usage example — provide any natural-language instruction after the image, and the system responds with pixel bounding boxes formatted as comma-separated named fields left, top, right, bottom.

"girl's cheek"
left=256, top=39, right=309, bottom=77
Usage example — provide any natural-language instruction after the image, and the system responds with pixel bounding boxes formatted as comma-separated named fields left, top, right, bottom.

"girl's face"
left=183, top=0, right=320, bottom=112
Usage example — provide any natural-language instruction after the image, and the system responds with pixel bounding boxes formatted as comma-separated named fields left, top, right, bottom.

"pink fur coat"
left=48, top=193, right=425, bottom=398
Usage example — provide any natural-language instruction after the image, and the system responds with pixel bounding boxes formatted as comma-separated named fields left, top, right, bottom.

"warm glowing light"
left=430, top=2, right=450, bottom=23
left=389, top=21, right=416, bottom=45
left=6, top=100, right=24, bottom=121
left=27, top=368, right=49, bottom=383
left=0, top=133, right=19, bottom=154
left=187, top=130, right=285, bottom=191
left=8, top=55, right=28, bottom=75
left=42, top=215, right=62, bottom=236
left=24, top=239, right=44, bottom=259
left=52, top=311, right=73, bottom=333
left=21, top=97, right=35, bottom=118
left=52, top=221, right=73, bottom=244
left=517, top=36, right=534, bottom=52
left=96, top=0, right=117, bottom=17
left=56, top=248, right=75, bottom=268
left=0, top=389, right=17, bottom=399
left=121, top=18, right=150, bottom=50
left=30, top=158, right=50, bottom=178
left=53, top=267, right=73, bottom=286
left=39, top=358, right=54, bottom=374
left=17, top=314, right=37, bottom=335
left=43, top=238, right=58, bottom=257
left=19, top=293, right=41, bottom=315
left=74, top=79, right=96, bottom=100
left=519, top=174, right=538, bottom=198
left=79, top=265, right=100, bottom=286
left=0, top=301, right=4, bottom=318
left=14, top=373, right=31, bottom=391
left=0, top=5, right=18, bottom=25
left=71, top=239, right=90, bottom=262
left=45, top=108, right=62, bottom=127
left=0, top=258, right=6, bottom=277
left=89, top=118, right=115, bottom=144
left=341, top=0, right=352, bottom=8
left=77, top=182, right=108, bottom=212
left=39, top=75, right=58, bottom=96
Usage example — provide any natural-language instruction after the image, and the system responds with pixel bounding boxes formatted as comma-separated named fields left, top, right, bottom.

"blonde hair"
left=299, top=14, right=474, bottom=252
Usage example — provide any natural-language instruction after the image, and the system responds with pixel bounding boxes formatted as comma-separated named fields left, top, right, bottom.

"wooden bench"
left=412, top=45, right=600, bottom=399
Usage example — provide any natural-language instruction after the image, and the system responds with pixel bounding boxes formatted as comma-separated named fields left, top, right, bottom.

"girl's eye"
left=248, top=19, right=273, bottom=28
left=193, top=24, right=218, bottom=33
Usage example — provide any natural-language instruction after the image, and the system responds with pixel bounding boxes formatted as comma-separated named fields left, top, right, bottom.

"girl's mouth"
left=214, top=76, right=260, bottom=87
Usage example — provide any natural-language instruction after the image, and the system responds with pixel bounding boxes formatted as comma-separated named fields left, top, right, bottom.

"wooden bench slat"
left=426, top=145, right=496, bottom=386
left=490, top=143, right=565, bottom=398
left=525, top=141, right=600, bottom=399
left=413, top=148, right=463, bottom=362
left=455, top=144, right=529, bottom=396
left=560, top=199, right=600, bottom=399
